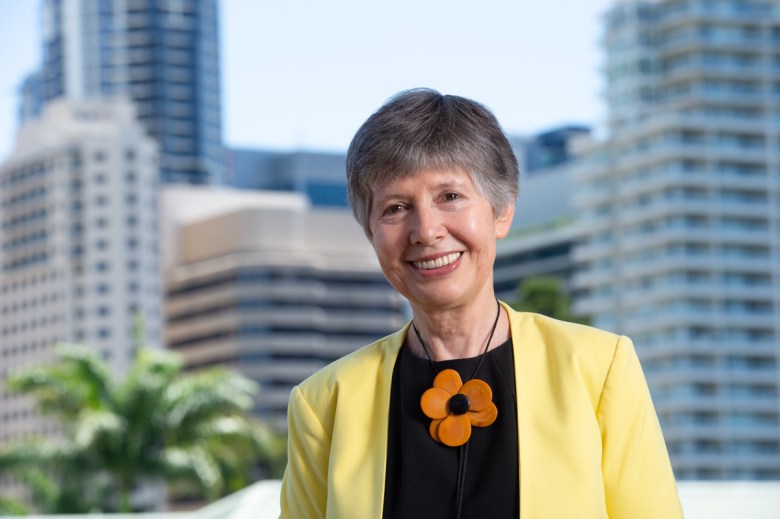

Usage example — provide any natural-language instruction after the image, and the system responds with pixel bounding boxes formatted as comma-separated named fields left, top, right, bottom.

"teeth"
left=413, top=252, right=461, bottom=270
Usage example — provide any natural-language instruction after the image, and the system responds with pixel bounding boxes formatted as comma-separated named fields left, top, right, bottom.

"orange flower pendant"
left=420, top=368, right=498, bottom=447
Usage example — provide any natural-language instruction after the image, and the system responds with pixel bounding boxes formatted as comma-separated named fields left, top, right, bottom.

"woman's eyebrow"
left=373, top=192, right=406, bottom=206
left=433, top=180, right=465, bottom=190
left=373, top=179, right=468, bottom=204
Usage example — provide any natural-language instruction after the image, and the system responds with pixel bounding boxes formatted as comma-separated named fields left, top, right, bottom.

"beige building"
left=163, top=187, right=407, bottom=428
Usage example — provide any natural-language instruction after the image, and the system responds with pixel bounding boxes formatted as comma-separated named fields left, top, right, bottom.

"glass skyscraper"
left=20, top=0, right=223, bottom=185
left=573, top=0, right=780, bottom=479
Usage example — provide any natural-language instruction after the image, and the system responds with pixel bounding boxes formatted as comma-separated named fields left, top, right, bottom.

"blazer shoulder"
left=507, top=308, right=626, bottom=382
left=510, top=309, right=621, bottom=349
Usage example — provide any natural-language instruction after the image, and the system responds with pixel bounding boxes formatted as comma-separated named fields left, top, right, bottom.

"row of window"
left=619, top=271, right=772, bottom=291
left=0, top=162, right=48, bottom=187
left=656, top=382, right=777, bottom=398
left=646, top=359, right=777, bottom=374
left=632, top=325, right=774, bottom=345
left=663, top=412, right=779, bottom=426
left=169, top=329, right=390, bottom=349
left=1, top=207, right=47, bottom=228
left=2, top=252, right=48, bottom=271
left=1, top=340, right=55, bottom=358
left=169, top=269, right=392, bottom=296
left=168, top=301, right=405, bottom=325
left=668, top=439, right=779, bottom=456
left=1, top=185, right=47, bottom=209
left=2, top=230, right=48, bottom=252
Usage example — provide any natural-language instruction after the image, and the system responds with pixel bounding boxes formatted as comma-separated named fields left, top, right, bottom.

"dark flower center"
left=449, top=394, right=471, bottom=415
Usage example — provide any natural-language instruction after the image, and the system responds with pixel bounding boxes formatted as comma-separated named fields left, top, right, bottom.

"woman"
left=280, top=89, right=683, bottom=518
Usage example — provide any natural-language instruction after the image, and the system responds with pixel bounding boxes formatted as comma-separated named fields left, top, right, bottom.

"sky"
left=0, top=0, right=615, bottom=161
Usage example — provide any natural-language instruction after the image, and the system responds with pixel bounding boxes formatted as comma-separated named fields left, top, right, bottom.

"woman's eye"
left=444, top=192, right=461, bottom=202
left=383, top=204, right=405, bottom=216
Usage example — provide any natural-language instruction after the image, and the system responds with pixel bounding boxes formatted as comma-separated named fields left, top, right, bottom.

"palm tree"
left=0, top=344, right=284, bottom=513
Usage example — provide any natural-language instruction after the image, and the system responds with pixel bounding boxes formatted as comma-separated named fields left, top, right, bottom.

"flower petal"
left=433, top=369, right=462, bottom=395
left=420, top=388, right=450, bottom=419
left=469, top=402, right=498, bottom=427
left=459, top=378, right=492, bottom=411
left=429, top=418, right=443, bottom=443
left=438, top=413, right=472, bottom=447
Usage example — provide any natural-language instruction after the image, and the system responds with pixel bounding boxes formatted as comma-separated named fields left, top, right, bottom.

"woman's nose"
left=410, top=206, right=445, bottom=245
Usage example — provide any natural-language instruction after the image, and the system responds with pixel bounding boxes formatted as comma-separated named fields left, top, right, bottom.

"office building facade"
left=0, top=99, right=162, bottom=446
left=224, top=148, right=349, bottom=207
left=20, top=0, right=223, bottom=185
left=510, top=125, right=592, bottom=175
left=163, top=187, right=407, bottom=428
left=573, top=0, right=780, bottom=479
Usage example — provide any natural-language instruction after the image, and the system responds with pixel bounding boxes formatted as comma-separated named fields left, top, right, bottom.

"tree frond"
left=161, top=446, right=223, bottom=499
left=73, top=409, right=124, bottom=450
left=0, top=438, right=82, bottom=471
left=54, top=343, right=115, bottom=404
left=6, top=343, right=115, bottom=418
left=164, top=369, right=258, bottom=431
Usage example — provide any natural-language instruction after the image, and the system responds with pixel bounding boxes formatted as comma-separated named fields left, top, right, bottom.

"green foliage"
left=509, top=276, right=590, bottom=325
left=0, top=495, right=28, bottom=516
left=0, top=344, right=285, bottom=513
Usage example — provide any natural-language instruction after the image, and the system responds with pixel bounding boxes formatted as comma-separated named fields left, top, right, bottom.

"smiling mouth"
left=411, top=252, right=462, bottom=270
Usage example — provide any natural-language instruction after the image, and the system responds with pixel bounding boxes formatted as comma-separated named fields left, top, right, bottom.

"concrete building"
left=163, top=187, right=407, bottom=428
left=494, top=124, right=595, bottom=302
left=572, top=0, right=780, bottom=479
left=495, top=162, right=580, bottom=301
left=0, top=98, right=162, bottom=486
left=20, top=0, right=223, bottom=185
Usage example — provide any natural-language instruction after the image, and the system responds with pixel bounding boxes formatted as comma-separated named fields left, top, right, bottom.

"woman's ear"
left=495, top=202, right=515, bottom=240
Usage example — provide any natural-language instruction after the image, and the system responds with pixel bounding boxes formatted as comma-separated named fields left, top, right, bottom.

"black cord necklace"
left=412, top=299, right=502, bottom=519
left=413, top=298, right=501, bottom=381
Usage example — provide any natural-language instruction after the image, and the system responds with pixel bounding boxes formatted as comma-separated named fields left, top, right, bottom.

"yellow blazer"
left=280, top=303, right=684, bottom=518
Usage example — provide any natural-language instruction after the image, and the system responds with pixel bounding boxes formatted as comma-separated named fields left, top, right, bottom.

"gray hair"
left=346, top=88, right=519, bottom=237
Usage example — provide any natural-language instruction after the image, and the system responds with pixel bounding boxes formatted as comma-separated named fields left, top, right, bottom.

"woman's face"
left=368, top=168, right=514, bottom=312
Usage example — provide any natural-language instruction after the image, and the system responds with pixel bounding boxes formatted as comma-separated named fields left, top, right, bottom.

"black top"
left=383, top=339, right=519, bottom=519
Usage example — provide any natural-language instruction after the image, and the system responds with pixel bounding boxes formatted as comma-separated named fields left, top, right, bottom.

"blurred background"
left=1, top=0, right=779, bottom=515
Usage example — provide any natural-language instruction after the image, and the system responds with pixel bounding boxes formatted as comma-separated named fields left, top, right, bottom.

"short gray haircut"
left=346, top=88, right=519, bottom=237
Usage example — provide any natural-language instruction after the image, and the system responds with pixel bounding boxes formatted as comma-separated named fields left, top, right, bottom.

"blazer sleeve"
left=597, top=335, right=685, bottom=518
left=280, top=386, right=330, bottom=519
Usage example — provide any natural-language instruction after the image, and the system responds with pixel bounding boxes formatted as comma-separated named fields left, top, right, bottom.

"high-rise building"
left=163, top=187, right=408, bottom=428
left=20, top=0, right=223, bottom=185
left=0, top=98, right=162, bottom=445
left=573, top=0, right=780, bottom=479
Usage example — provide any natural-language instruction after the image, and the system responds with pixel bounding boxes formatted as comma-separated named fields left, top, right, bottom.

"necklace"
left=413, top=299, right=501, bottom=447
left=412, top=299, right=502, bottom=519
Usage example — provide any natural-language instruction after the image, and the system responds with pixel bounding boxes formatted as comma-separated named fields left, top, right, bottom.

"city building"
left=224, top=148, right=348, bottom=207
left=20, top=0, right=223, bottom=185
left=494, top=125, right=595, bottom=303
left=495, top=161, right=580, bottom=301
left=510, top=125, right=592, bottom=175
left=163, top=187, right=407, bottom=428
left=0, top=98, right=162, bottom=495
left=572, top=0, right=780, bottom=479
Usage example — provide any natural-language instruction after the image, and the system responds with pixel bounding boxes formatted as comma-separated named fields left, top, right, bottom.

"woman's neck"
left=408, top=298, right=510, bottom=361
